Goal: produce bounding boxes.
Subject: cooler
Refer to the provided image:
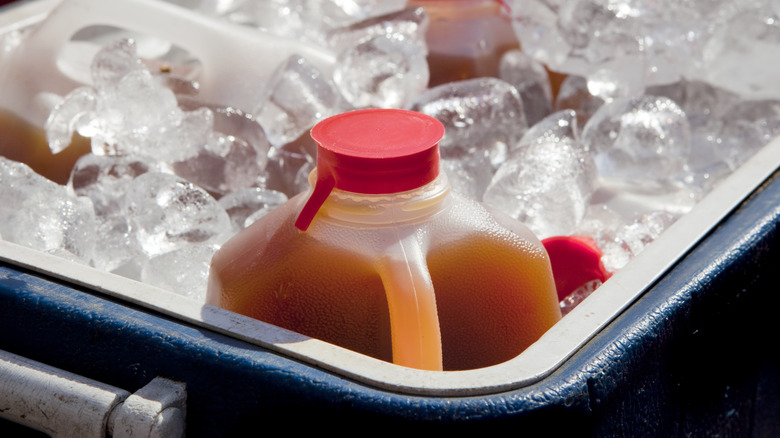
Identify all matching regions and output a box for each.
[2,0,780,436]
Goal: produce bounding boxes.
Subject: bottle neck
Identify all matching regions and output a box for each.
[308,170,451,227]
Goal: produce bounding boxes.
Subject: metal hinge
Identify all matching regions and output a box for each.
[0,349,186,438]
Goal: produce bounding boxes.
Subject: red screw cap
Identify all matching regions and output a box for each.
[542,235,613,301]
[295,109,445,231]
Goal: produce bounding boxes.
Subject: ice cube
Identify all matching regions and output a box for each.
[95,68,187,159]
[326,6,429,53]
[123,172,231,257]
[483,110,598,238]
[218,187,288,230]
[440,155,494,201]
[172,99,271,195]
[717,100,780,170]
[695,6,780,100]
[264,131,318,197]
[45,87,99,154]
[207,104,272,167]
[555,75,607,127]
[646,78,738,128]
[140,243,220,302]
[499,50,553,126]
[255,55,350,148]
[333,33,429,108]
[223,0,407,44]
[0,157,97,263]
[560,279,602,316]
[91,38,145,92]
[509,0,709,86]
[408,77,527,169]
[69,154,165,217]
[585,57,646,102]
[647,79,740,192]
[49,38,231,165]
[595,210,678,272]
[172,135,266,197]
[582,95,691,192]
[89,215,143,273]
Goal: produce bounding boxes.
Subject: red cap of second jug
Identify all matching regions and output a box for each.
[295,109,445,231]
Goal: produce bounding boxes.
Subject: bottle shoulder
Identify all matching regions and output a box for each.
[213,185,549,267]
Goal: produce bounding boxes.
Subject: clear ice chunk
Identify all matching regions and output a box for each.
[47,37,269,196]
[695,6,780,100]
[585,56,646,102]
[171,134,266,197]
[123,172,232,257]
[0,157,96,263]
[509,0,710,86]
[483,110,598,238]
[69,154,162,217]
[555,75,607,127]
[45,87,99,154]
[582,95,691,192]
[140,243,220,302]
[590,209,678,272]
[408,77,528,169]
[508,0,780,99]
[255,55,350,148]
[264,133,318,197]
[440,155,494,201]
[333,33,429,109]
[94,68,188,159]
[218,187,289,230]
[222,0,407,44]
[560,278,602,316]
[647,79,740,192]
[90,215,143,273]
[717,100,780,170]
[91,38,145,91]
[326,6,429,53]
[175,100,271,196]
[499,49,553,126]
[646,79,738,129]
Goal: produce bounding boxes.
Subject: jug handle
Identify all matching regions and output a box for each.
[378,230,443,371]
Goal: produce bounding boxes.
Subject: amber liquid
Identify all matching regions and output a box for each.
[413,0,520,88]
[411,0,567,99]
[209,210,561,371]
[0,109,90,184]
[209,215,395,361]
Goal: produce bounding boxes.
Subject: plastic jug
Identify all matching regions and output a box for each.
[408,0,567,97]
[207,109,561,371]
[408,0,520,87]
